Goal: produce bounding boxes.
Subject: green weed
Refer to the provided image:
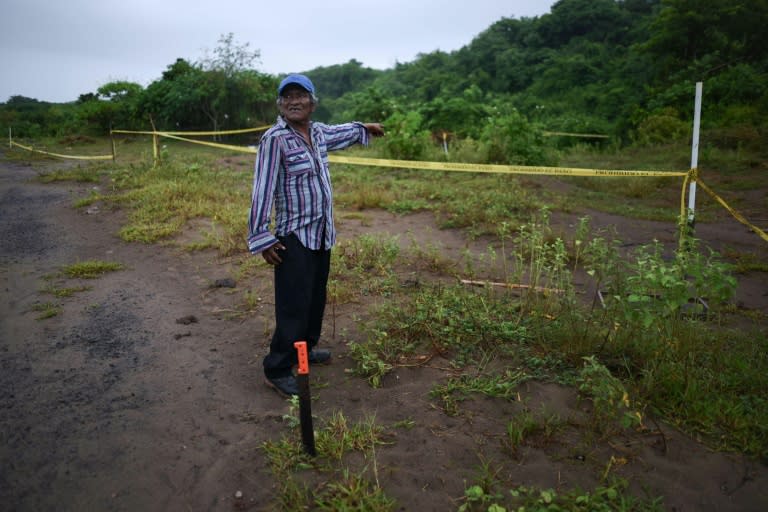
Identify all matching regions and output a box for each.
[61,260,125,279]
[331,234,400,299]
[262,410,395,510]
[577,356,644,435]
[458,478,663,512]
[504,408,564,455]
[36,166,103,183]
[41,284,91,298]
[430,369,528,416]
[314,469,396,511]
[107,158,250,252]
[31,301,61,320]
[346,331,399,388]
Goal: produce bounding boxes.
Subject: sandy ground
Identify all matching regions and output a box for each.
[1,153,767,511]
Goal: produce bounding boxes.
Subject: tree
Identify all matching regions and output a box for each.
[190,34,274,133]
[77,93,97,104]
[139,62,208,129]
[162,58,197,81]
[642,0,768,79]
[198,32,261,78]
[81,81,145,132]
[97,81,143,102]
[455,16,540,93]
[329,85,394,124]
[418,85,489,138]
[537,0,631,47]
[481,107,551,165]
[305,59,381,100]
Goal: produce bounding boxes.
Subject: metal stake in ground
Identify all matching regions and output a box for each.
[294,341,316,456]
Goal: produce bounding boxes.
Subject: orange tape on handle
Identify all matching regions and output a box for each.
[294,341,309,375]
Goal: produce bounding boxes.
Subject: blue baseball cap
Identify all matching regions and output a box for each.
[277,74,315,96]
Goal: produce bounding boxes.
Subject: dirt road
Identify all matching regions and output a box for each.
[0,156,282,510]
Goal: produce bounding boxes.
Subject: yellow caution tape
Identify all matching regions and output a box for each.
[328,155,686,178]
[111,130,164,136]
[695,176,768,243]
[679,169,692,237]
[111,125,270,136]
[543,131,610,139]
[10,140,113,160]
[157,133,257,153]
[17,126,765,245]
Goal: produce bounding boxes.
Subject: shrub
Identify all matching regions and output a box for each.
[381,111,431,160]
[633,108,690,146]
[480,109,554,165]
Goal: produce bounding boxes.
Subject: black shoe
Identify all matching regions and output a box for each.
[264,375,299,396]
[308,349,331,365]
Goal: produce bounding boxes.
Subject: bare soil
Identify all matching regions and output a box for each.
[1,153,766,511]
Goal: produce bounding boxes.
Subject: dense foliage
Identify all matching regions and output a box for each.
[3,0,767,164]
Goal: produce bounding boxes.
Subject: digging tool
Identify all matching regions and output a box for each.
[294,341,316,456]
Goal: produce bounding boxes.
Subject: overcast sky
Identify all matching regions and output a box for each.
[1,0,556,103]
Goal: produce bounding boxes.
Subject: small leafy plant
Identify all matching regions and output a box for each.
[577,356,643,434]
[61,260,125,279]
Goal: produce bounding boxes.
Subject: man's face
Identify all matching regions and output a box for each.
[279,84,315,125]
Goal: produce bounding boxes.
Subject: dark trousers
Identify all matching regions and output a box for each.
[263,234,330,379]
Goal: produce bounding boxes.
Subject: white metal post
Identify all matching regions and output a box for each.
[687,82,703,227]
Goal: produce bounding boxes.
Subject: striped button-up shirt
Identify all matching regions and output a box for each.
[247,116,370,253]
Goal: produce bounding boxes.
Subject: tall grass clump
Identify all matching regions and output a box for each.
[532,223,766,455]
[348,283,532,387]
[329,233,400,302]
[107,157,250,253]
[261,408,396,511]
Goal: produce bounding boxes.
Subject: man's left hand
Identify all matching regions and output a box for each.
[364,123,385,137]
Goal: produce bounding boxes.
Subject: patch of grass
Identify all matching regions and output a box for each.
[315,411,390,461]
[374,284,529,364]
[430,369,528,416]
[330,233,400,303]
[504,408,565,456]
[565,187,681,221]
[561,142,691,176]
[61,260,125,279]
[314,469,395,511]
[334,168,398,209]
[334,165,545,236]
[261,410,395,510]
[347,337,395,388]
[639,327,768,455]
[577,356,644,435]
[350,273,569,387]
[405,237,458,276]
[529,229,765,455]
[334,233,400,277]
[458,478,664,512]
[391,418,416,430]
[557,144,700,221]
[338,210,373,226]
[106,158,251,252]
[36,166,103,183]
[31,301,61,319]
[41,284,92,298]
[722,248,768,273]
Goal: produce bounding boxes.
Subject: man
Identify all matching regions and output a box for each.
[248,73,384,396]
